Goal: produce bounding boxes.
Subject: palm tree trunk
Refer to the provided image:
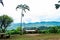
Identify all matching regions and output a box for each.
[21,9,23,35]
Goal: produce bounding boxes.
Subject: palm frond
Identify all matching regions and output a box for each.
[24,4,30,11]
[16,4,30,12]
[1,2,4,6]
[16,4,23,10]
[0,0,4,6]
[16,5,20,10]
[58,1,60,3]
[55,4,60,9]
[23,9,26,13]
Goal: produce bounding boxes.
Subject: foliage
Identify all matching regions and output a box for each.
[0,0,4,6]
[6,29,19,35]
[37,26,48,30]
[16,4,30,12]
[6,26,60,35]
[38,30,49,34]
[0,15,13,33]
[6,27,22,35]
[49,26,58,33]
[16,27,22,35]
[57,29,60,33]
[37,26,60,34]
[16,26,22,31]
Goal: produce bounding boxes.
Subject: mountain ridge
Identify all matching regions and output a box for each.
[7,21,60,30]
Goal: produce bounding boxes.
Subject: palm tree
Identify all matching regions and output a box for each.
[0,0,4,6]
[16,4,30,34]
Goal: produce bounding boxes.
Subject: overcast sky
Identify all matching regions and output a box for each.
[0,0,60,23]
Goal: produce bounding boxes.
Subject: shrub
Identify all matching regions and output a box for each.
[38,30,49,34]
[6,29,23,35]
[57,29,60,33]
[49,27,58,33]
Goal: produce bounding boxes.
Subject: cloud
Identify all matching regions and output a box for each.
[0,0,60,23]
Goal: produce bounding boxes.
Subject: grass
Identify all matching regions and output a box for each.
[1,34,60,40]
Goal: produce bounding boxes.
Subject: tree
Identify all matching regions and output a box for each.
[0,0,4,6]
[16,4,30,34]
[0,15,13,33]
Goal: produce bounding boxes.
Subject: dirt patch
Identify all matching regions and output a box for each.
[25,34,40,36]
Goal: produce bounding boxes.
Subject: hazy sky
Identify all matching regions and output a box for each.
[0,0,60,23]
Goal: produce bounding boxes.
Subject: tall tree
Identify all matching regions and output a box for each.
[0,15,13,33]
[16,4,30,34]
[0,0,4,6]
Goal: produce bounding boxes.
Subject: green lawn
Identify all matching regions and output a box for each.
[1,34,60,40]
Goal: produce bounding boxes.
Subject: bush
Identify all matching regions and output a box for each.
[16,27,22,31]
[49,27,58,33]
[57,29,60,33]
[38,30,49,34]
[6,26,23,35]
[6,29,22,35]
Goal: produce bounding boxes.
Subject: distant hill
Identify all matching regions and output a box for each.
[7,21,60,30]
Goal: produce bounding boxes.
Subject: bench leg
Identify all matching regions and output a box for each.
[1,34,4,38]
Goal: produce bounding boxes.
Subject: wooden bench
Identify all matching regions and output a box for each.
[0,33,6,38]
[25,30,37,33]
[25,30,36,32]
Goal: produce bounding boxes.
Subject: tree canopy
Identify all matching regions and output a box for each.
[0,15,13,33]
[16,4,30,13]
